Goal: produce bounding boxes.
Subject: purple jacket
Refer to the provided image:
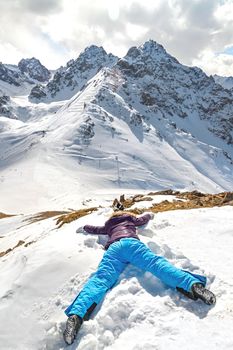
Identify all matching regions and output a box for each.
[84,213,152,249]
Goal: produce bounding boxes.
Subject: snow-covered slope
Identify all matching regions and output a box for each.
[0,67,232,214]
[47,66,233,189]
[0,199,233,350]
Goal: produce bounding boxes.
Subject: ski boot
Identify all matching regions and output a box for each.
[177,283,216,305]
[191,283,216,305]
[63,314,83,345]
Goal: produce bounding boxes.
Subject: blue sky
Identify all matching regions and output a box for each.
[223,46,233,55]
[0,0,233,76]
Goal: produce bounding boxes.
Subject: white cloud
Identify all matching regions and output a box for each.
[106,2,120,21]
[126,23,148,42]
[0,0,232,75]
[0,43,24,65]
[193,50,233,76]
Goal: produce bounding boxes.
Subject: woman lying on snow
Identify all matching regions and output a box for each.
[63,210,216,345]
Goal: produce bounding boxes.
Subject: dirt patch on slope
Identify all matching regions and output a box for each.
[0,239,36,258]
[0,212,15,219]
[24,211,69,225]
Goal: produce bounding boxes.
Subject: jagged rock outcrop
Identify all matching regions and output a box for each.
[74,116,95,146]
[0,92,17,119]
[0,94,11,117]
[30,84,47,99]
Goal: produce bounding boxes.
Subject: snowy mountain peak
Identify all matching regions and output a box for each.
[82,45,111,59]
[29,45,118,102]
[117,40,181,80]
[140,39,169,56]
[124,39,178,65]
[18,57,51,82]
[71,44,118,73]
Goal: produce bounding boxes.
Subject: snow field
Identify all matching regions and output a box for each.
[0,204,233,349]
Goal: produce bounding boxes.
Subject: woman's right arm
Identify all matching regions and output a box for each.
[83,224,107,235]
[133,213,154,226]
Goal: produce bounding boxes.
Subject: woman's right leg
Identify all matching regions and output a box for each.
[65,241,127,318]
[120,238,206,292]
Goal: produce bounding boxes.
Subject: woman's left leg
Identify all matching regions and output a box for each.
[120,238,206,292]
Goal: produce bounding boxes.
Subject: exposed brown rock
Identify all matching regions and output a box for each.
[114,193,154,210]
[56,207,98,228]
[112,190,233,215]
[148,189,179,196]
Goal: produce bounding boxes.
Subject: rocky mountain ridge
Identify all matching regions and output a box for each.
[113,40,233,145]
[29,45,118,102]
[1,41,232,148]
[26,39,233,145]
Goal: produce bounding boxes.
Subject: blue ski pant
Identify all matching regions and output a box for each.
[65,238,206,318]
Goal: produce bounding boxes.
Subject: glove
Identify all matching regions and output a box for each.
[144,212,154,220]
[150,213,155,220]
[76,226,85,233]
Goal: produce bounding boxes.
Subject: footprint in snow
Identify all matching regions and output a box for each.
[153,219,172,230]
